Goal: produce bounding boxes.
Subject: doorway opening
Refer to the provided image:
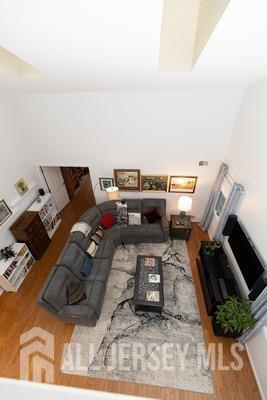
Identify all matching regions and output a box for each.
[39,166,96,214]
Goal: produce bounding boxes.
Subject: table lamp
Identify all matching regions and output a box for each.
[177,196,192,225]
[106,186,120,200]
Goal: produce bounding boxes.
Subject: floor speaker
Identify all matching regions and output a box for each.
[223,214,238,236]
[249,271,267,301]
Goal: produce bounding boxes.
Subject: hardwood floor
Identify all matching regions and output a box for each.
[0,183,260,400]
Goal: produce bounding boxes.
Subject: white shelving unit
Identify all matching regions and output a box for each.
[0,243,35,292]
[28,193,61,239]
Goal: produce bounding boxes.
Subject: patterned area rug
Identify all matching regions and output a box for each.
[61,240,214,394]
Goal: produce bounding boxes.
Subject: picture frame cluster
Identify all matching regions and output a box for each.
[99,170,197,193]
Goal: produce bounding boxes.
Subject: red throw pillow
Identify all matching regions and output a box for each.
[144,208,161,223]
[100,212,116,229]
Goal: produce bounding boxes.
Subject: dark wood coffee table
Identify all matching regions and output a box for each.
[133,255,164,313]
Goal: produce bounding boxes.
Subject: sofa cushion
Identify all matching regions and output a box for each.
[97,199,142,216]
[42,266,78,311]
[97,201,117,217]
[126,199,142,213]
[79,280,106,318]
[121,225,142,244]
[103,225,122,246]
[87,259,111,284]
[142,198,166,217]
[95,239,115,260]
[58,242,90,280]
[77,206,102,232]
[100,212,116,229]
[141,223,164,243]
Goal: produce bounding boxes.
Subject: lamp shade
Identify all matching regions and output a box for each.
[106,186,120,200]
[177,196,192,212]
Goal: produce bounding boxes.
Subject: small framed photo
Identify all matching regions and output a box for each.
[144,257,156,267]
[0,199,12,226]
[148,274,160,283]
[146,290,160,302]
[99,177,114,191]
[141,175,168,192]
[15,178,29,196]
[114,169,140,191]
[168,176,197,193]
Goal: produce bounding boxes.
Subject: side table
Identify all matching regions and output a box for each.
[170,215,192,241]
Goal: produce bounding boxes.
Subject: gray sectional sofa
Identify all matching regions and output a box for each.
[37,199,169,326]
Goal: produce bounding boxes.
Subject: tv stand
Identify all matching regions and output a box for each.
[197,241,240,315]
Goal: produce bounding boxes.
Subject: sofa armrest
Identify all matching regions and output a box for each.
[160,216,169,240]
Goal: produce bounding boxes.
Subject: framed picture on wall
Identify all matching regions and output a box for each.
[99,177,114,191]
[114,169,140,191]
[0,199,12,226]
[168,176,197,193]
[141,175,168,192]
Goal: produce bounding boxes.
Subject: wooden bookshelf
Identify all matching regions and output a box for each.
[61,167,89,199]
[0,243,35,292]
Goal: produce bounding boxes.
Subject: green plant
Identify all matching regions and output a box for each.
[215,296,256,335]
[203,241,221,256]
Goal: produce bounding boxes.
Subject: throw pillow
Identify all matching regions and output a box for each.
[67,282,86,305]
[116,200,128,226]
[91,233,101,245]
[128,212,141,225]
[79,256,93,277]
[95,226,104,238]
[100,212,116,229]
[144,208,161,223]
[87,240,99,257]
[70,222,91,237]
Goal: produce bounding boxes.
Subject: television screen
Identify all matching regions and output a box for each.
[228,219,264,290]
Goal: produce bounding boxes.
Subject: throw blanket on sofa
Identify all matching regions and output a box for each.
[70,222,91,237]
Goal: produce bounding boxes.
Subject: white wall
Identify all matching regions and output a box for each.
[11,89,242,220]
[224,77,267,400]
[0,95,42,247]
[0,378,144,400]
[225,77,267,264]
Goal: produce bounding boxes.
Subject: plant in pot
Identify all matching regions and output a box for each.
[203,241,222,256]
[213,296,256,338]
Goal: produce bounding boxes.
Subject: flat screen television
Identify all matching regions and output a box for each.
[228,218,264,290]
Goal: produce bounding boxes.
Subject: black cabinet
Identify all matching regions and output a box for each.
[197,241,240,315]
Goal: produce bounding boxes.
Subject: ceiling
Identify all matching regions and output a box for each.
[0,0,267,92]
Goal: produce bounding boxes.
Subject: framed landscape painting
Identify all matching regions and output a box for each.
[99,177,114,191]
[141,175,168,192]
[168,176,197,193]
[114,169,140,191]
[0,199,12,226]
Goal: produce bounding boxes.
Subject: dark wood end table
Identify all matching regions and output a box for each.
[170,214,192,241]
[133,255,164,313]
